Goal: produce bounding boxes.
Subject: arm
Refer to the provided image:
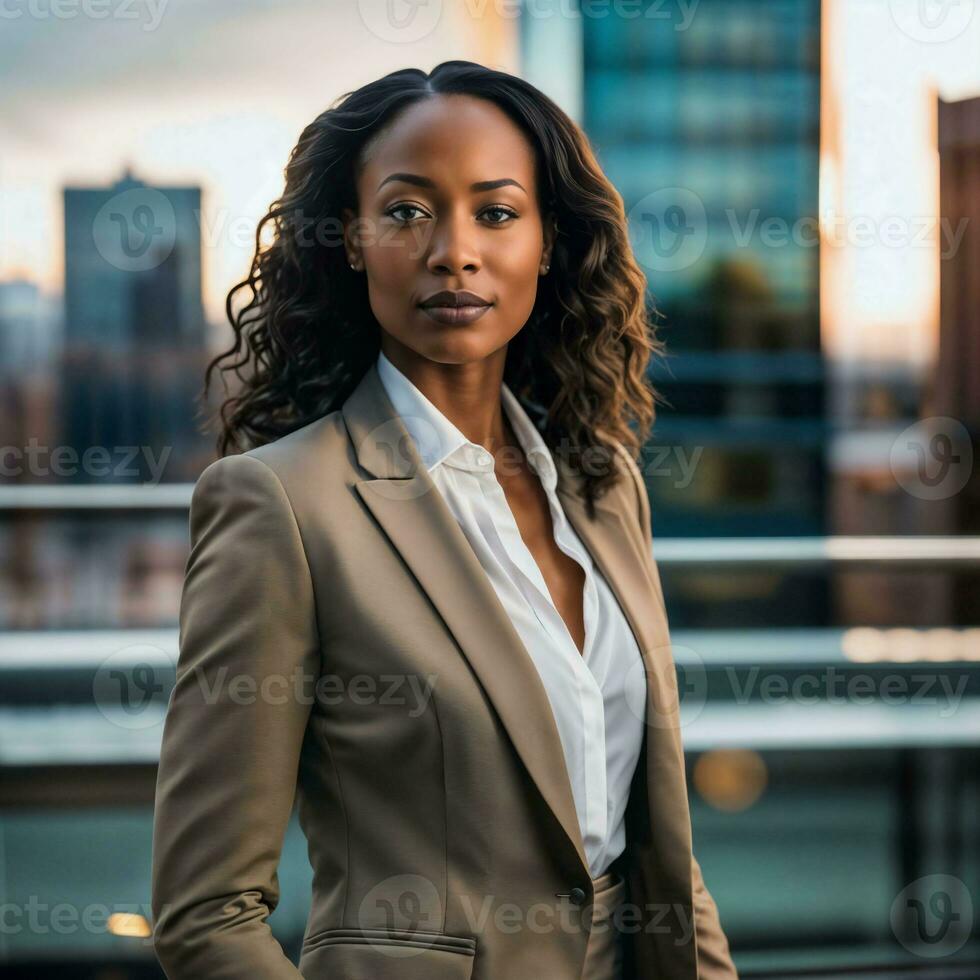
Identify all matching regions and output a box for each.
[150,453,319,979]
[690,855,739,979]
[615,441,739,979]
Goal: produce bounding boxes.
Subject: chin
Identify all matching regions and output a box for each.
[414,330,506,365]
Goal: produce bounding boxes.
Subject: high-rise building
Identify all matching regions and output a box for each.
[523,0,826,626]
[64,167,204,351]
[61,168,208,482]
[583,0,823,533]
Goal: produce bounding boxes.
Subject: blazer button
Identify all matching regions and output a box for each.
[568,886,587,906]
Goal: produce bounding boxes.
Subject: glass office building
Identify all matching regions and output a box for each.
[565,0,829,631]
[580,0,825,543]
[63,169,211,484]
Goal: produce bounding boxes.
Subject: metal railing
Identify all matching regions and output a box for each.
[1,486,977,763]
[2,483,979,567]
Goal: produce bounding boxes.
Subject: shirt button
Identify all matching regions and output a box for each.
[568,886,587,906]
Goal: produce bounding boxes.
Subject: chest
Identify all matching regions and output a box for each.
[508,471,589,656]
[463,458,591,657]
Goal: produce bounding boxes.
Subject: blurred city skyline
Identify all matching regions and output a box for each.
[0,0,975,613]
[0,0,977,367]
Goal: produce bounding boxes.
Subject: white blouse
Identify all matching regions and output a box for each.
[376,350,647,878]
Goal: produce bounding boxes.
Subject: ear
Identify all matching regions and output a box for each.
[541,211,558,271]
[341,206,361,269]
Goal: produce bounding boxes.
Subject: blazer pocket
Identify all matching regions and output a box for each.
[299,927,476,980]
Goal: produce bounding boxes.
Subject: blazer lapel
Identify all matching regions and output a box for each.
[342,363,589,875]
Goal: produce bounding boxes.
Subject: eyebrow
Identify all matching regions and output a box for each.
[377,172,527,194]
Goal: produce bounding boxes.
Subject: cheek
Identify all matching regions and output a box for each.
[502,239,541,276]
[364,246,417,317]
[366,241,416,289]
[491,238,543,307]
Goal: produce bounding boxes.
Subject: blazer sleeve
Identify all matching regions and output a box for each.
[150,453,319,980]
[616,442,739,980]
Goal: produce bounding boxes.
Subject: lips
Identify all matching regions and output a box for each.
[418,290,492,310]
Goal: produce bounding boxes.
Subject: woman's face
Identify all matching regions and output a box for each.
[343,94,555,365]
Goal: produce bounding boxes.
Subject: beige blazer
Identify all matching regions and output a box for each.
[150,361,738,980]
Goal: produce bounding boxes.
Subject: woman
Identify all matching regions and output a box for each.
[150,61,737,980]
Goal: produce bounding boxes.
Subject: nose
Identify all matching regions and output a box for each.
[424,207,481,276]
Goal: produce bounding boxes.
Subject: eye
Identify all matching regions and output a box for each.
[481,206,518,225]
[385,203,428,223]
[384,203,518,225]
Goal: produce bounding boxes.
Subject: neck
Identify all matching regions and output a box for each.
[380,341,513,453]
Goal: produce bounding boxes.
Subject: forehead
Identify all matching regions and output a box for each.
[358,94,539,193]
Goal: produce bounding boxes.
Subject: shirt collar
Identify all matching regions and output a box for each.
[375,349,558,493]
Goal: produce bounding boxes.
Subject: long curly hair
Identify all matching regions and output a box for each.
[203,60,664,511]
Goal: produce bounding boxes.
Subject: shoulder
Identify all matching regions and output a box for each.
[192,409,352,512]
[244,409,349,475]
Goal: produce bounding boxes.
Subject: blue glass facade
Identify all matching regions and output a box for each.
[582,0,826,547]
[62,171,211,483]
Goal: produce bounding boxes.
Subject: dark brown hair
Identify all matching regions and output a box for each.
[203,60,663,511]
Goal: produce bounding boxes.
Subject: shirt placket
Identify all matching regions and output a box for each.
[466,461,609,875]
[542,489,608,872]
